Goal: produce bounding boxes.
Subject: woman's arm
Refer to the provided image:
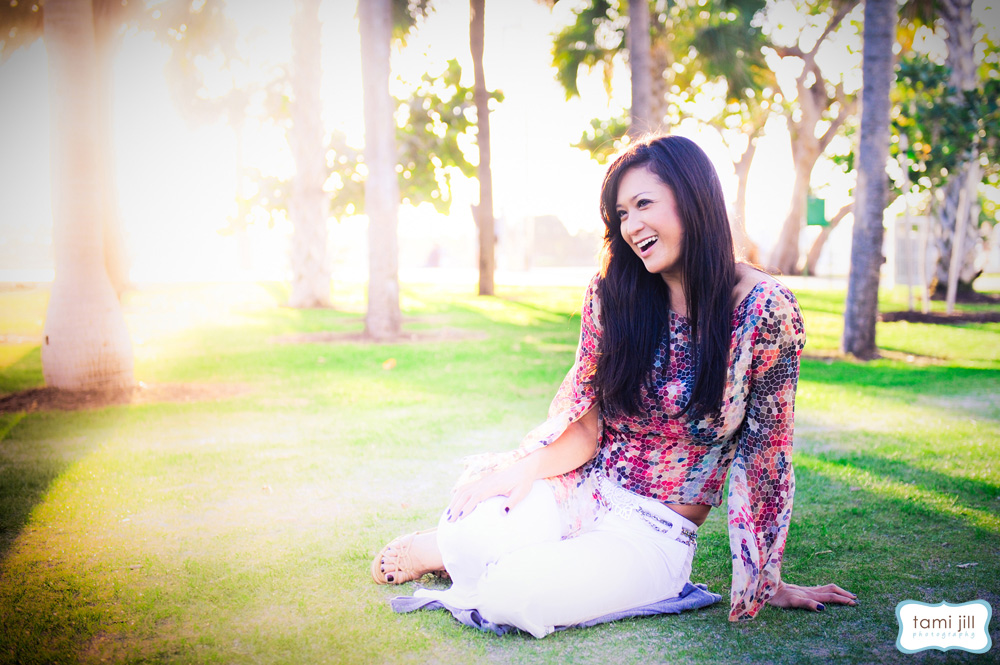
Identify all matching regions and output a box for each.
[727,283,803,620]
[446,406,599,521]
[728,283,856,619]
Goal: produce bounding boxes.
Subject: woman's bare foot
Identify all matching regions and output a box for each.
[372,529,446,584]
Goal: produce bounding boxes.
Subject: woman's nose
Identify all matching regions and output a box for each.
[624,214,643,236]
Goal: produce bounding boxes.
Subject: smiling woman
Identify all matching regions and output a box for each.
[373,135,857,637]
[615,167,685,281]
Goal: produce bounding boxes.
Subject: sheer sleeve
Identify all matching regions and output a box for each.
[727,285,805,621]
[455,274,602,485]
[518,272,602,451]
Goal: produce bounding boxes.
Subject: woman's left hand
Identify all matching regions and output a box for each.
[767,581,857,612]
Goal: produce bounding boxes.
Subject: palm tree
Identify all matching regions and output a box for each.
[627,0,654,137]
[551,0,772,260]
[470,0,496,296]
[2,0,231,389]
[359,0,402,339]
[288,0,331,308]
[842,0,897,358]
[41,0,133,391]
[2,0,231,297]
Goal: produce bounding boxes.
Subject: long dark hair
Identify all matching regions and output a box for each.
[595,135,737,419]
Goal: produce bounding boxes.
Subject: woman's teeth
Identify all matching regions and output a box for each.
[638,236,658,251]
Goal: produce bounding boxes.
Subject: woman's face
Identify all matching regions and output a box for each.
[615,165,684,281]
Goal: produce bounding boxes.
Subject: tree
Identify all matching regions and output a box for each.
[932,0,982,297]
[674,0,776,263]
[359,0,403,339]
[394,60,485,212]
[763,0,860,275]
[470,0,495,295]
[842,0,896,358]
[40,0,133,391]
[553,0,774,261]
[890,53,1000,306]
[2,0,231,389]
[627,0,654,137]
[2,0,231,297]
[238,59,484,284]
[288,0,330,308]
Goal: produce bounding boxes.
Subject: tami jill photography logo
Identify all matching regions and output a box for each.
[895,600,993,654]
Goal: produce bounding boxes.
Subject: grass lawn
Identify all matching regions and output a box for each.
[1,278,998,664]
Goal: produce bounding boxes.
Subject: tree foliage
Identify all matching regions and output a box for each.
[551,0,771,161]
[891,53,1000,207]
[238,59,494,222]
[396,58,499,213]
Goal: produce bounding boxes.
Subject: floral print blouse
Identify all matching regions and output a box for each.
[458,272,805,622]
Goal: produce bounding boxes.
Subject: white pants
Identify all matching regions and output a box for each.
[414,479,697,638]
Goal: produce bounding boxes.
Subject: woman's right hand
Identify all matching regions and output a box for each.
[446,407,600,522]
[446,457,537,522]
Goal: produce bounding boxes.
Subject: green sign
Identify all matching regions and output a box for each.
[807,196,828,226]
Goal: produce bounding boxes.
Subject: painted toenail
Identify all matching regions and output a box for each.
[387,574,394,582]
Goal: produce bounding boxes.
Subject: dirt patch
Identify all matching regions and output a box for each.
[0,382,251,414]
[270,327,487,345]
[879,310,1000,324]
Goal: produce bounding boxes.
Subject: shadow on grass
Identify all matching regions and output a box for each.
[0,345,44,394]
[495,294,582,322]
[801,358,1000,397]
[0,410,103,565]
[813,454,1000,511]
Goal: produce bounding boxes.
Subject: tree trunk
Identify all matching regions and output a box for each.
[93,15,130,299]
[842,0,895,359]
[933,0,980,293]
[732,135,760,265]
[648,25,671,130]
[768,149,815,274]
[804,203,852,276]
[289,0,331,308]
[42,0,134,391]
[767,2,857,275]
[359,0,401,339]
[470,0,495,296]
[628,0,653,138]
[945,161,981,312]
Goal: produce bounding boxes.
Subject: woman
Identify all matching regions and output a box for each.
[371,135,856,638]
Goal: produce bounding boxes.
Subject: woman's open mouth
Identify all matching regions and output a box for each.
[637,236,658,255]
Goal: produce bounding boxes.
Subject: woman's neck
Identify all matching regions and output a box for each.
[661,273,686,318]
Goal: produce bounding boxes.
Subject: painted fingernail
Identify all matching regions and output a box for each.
[817,604,825,612]
[458,511,463,517]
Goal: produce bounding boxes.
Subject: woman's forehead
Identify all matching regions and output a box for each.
[616,166,667,204]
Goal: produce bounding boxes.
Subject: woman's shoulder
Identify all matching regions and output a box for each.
[732,267,806,355]
[732,265,799,316]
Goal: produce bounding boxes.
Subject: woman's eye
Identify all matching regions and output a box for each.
[637,199,651,208]
[617,210,627,221]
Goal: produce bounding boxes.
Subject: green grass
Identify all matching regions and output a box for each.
[1,279,998,664]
